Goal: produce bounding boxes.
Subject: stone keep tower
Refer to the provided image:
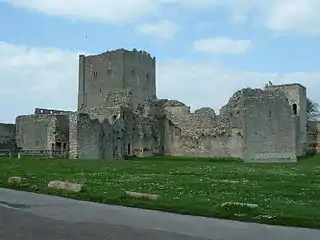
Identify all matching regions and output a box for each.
[78,49,156,112]
[265,83,307,156]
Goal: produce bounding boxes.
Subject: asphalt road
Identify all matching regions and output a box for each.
[0,188,319,240]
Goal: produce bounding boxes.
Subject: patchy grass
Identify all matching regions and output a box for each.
[0,156,319,229]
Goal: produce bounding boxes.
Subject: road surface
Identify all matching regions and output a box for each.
[0,188,319,239]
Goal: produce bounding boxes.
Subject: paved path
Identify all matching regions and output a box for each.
[0,188,319,240]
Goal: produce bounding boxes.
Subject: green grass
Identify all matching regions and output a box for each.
[0,156,319,229]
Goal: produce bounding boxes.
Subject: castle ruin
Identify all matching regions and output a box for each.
[0,48,319,162]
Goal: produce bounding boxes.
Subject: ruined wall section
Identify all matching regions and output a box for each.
[53,115,70,152]
[81,90,133,121]
[34,108,74,115]
[159,98,244,158]
[117,99,164,157]
[0,123,16,150]
[69,113,104,159]
[69,108,130,160]
[219,89,246,130]
[137,99,168,156]
[16,115,54,150]
[307,121,320,154]
[242,89,296,162]
[16,114,69,152]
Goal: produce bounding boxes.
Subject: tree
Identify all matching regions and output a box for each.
[307,98,319,121]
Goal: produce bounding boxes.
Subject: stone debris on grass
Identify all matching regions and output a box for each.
[255,214,275,220]
[7,176,25,184]
[125,191,160,200]
[47,180,84,193]
[221,202,258,208]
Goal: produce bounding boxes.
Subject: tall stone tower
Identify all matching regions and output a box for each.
[78,48,156,113]
[265,83,307,156]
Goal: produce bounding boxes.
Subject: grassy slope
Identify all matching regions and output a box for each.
[0,156,319,228]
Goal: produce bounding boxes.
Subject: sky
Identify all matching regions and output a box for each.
[0,0,320,123]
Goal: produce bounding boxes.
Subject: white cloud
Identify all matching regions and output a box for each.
[135,20,180,41]
[265,0,320,36]
[1,42,320,123]
[215,0,320,36]
[4,0,212,23]
[5,0,320,36]
[168,0,320,36]
[5,0,161,22]
[192,37,253,54]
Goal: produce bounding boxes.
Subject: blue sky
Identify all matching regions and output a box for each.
[0,0,320,123]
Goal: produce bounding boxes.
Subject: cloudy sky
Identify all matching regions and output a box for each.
[0,0,320,123]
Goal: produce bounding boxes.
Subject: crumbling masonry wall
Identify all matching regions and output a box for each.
[0,123,16,150]
[15,114,69,152]
[16,115,53,150]
[159,87,297,162]
[160,99,244,158]
[69,113,104,159]
[307,121,320,154]
[70,99,167,160]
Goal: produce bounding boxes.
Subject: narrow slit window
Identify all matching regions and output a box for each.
[293,103,297,115]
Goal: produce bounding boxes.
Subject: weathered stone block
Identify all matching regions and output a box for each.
[8,176,25,184]
[125,191,160,200]
[47,180,84,192]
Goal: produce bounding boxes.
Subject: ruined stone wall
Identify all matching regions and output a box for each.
[69,113,104,159]
[242,89,296,162]
[16,115,53,150]
[69,108,136,160]
[131,100,167,157]
[34,108,74,115]
[158,87,298,161]
[307,121,320,154]
[53,115,69,150]
[15,114,69,151]
[159,99,244,158]
[0,123,16,150]
[81,90,134,121]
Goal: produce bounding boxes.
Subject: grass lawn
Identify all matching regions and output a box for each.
[0,156,319,229]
